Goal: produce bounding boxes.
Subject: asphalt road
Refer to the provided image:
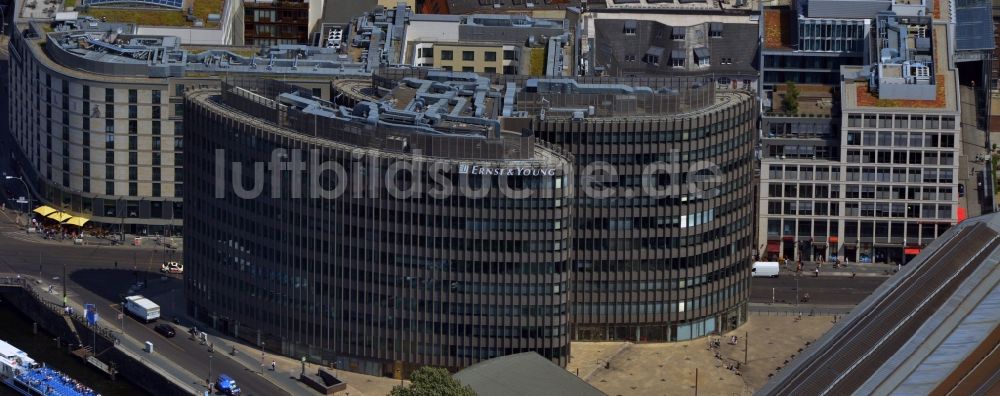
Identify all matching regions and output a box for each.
[0,219,288,396]
[750,275,888,306]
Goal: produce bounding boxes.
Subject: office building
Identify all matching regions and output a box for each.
[184,73,574,376]
[403,13,572,76]
[758,10,962,264]
[6,18,376,234]
[184,65,756,374]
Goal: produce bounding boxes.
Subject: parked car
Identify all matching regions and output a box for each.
[160,261,183,274]
[154,323,176,338]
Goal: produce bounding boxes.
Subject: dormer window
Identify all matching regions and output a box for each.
[671,27,685,40]
[624,20,637,36]
[644,46,665,66]
[694,47,710,67]
[670,49,685,67]
[709,22,723,38]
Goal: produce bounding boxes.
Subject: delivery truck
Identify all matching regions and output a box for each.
[752,262,780,278]
[124,295,161,323]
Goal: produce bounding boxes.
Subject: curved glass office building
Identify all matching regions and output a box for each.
[184,75,574,376]
[529,80,757,341]
[184,68,756,376]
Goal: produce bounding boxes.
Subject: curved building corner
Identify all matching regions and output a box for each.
[183,75,575,377]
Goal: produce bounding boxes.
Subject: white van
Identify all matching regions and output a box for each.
[752,262,780,278]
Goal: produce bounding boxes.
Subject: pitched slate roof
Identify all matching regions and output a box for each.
[593,19,757,76]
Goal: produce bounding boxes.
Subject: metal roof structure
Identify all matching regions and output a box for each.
[955,0,995,51]
[453,352,606,396]
[759,212,1000,396]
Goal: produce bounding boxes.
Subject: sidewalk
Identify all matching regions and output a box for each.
[0,209,181,251]
[777,261,898,278]
[181,331,405,396]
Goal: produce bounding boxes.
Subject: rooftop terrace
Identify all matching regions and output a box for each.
[841,23,956,111]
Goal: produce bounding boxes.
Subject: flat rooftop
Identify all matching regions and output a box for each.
[24,0,225,27]
[602,0,758,11]
[841,23,956,111]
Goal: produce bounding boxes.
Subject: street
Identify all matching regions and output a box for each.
[750,275,888,306]
[0,217,290,396]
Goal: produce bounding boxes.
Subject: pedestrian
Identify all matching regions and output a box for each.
[814,267,820,277]
[271,361,276,371]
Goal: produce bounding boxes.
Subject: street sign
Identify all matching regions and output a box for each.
[84,303,98,326]
[15,197,27,204]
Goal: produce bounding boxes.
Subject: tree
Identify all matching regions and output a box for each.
[389,367,477,396]
[782,81,800,114]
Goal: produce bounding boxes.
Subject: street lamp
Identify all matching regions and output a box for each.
[208,354,214,391]
[4,175,32,227]
[260,341,266,375]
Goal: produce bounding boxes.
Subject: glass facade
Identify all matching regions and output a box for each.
[184,81,574,377]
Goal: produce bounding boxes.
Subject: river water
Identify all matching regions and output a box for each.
[0,297,149,396]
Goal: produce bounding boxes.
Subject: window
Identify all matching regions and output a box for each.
[484,67,497,74]
[485,52,497,62]
[174,104,183,117]
[462,51,475,61]
[462,67,474,72]
[624,23,636,35]
[105,88,114,103]
[151,90,161,104]
[175,84,184,96]
[128,89,137,103]
[440,50,454,60]
[152,106,161,119]
[503,50,517,60]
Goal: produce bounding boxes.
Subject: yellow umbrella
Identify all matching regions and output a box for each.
[46,211,72,222]
[33,206,57,216]
[64,217,90,227]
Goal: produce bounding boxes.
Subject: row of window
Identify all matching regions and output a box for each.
[846,131,957,147]
[764,219,950,240]
[438,49,508,62]
[574,265,741,293]
[846,113,956,130]
[574,215,750,250]
[845,150,956,165]
[766,200,840,216]
[45,76,163,104]
[573,283,744,316]
[767,183,953,201]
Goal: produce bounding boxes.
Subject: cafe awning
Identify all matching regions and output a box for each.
[766,241,780,253]
[46,211,72,222]
[904,248,922,255]
[63,216,90,227]
[33,205,57,216]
